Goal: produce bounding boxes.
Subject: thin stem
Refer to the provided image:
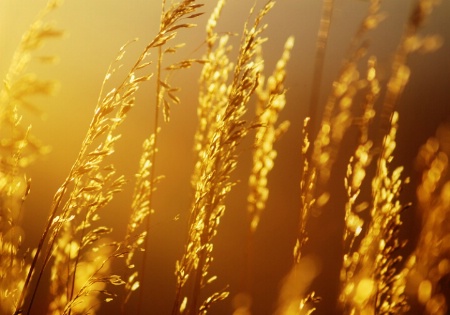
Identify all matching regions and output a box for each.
[26,174,89,315]
[14,182,69,315]
[171,284,183,315]
[308,0,334,138]
[189,207,213,315]
[189,247,206,315]
[67,208,90,315]
[137,18,164,315]
[188,150,223,314]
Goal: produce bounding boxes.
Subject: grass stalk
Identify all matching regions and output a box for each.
[308,0,334,137]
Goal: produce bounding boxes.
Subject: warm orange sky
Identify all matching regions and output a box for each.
[1,1,450,314]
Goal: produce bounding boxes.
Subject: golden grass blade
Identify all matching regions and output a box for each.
[342,56,379,254]
[121,131,160,311]
[339,112,410,314]
[233,35,293,314]
[296,1,385,269]
[311,0,383,187]
[173,2,278,314]
[295,117,315,264]
[248,36,294,234]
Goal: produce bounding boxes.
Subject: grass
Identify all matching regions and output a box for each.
[0,0,449,314]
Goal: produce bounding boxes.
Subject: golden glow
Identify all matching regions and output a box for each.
[1,0,448,314]
[418,280,432,304]
[354,278,374,305]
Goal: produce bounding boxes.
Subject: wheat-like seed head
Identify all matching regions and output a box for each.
[247,36,293,233]
[341,56,380,253]
[119,1,206,312]
[339,112,409,314]
[174,2,278,314]
[14,31,155,313]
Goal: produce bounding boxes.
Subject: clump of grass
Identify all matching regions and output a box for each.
[172,2,287,314]
[248,36,293,234]
[121,1,205,313]
[0,1,62,313]
[339,111,410,314]
[0,0,448,314]
[284,0,446,314]
[21,36,148,314]
[295,0,385,267]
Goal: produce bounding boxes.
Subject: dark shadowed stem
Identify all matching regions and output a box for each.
[136,2,167,312]
[308,0,334,138]
[14,182,69,315]
[67,241,75,315]
[171,283,183,315]
[137,41,163,315]
[26,193,72,315]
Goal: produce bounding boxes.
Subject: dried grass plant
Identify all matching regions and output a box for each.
[0,0,449,314]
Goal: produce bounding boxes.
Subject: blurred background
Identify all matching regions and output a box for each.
[1,0,449,314]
